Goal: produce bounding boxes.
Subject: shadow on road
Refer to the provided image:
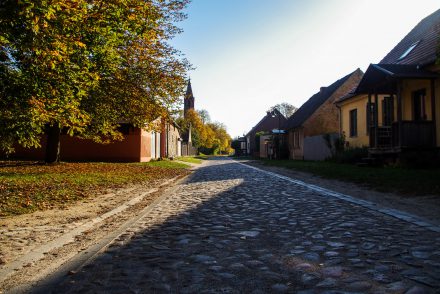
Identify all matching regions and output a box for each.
[32,159,440,293]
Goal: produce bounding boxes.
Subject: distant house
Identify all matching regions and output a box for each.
[337,9,440,159]
[285,69,363,160]
[9,117,181,162]
[259,130,287,159]
[232,136,247,156]
[245,109,287,157]
[162,119,182,159]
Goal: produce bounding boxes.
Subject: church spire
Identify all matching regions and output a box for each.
[184,78,195,117]
[185,78,193,98]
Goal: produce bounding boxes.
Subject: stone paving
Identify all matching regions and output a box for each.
[49,158,440,293]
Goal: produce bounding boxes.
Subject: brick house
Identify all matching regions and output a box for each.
[10,117,181,162]
[285,69,363,160]
[245,109,287,157]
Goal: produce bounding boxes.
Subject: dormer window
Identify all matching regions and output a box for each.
[398,40,420,61]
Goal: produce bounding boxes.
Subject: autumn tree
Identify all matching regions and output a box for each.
[269,102,298,118]
[206,122,232,154]
[0,0,190,163]
[197,109,211,124]
[177,109,232,154]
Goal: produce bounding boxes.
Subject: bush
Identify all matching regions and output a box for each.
[398,149,440,168]
[329,147,368,164]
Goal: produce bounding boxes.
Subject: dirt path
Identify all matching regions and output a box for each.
[241,160,440,226]
[0,174,189,292]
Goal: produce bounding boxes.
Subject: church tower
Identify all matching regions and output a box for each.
[184,79,195,118]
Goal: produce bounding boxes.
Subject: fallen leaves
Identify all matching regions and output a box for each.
[0,161,189,217]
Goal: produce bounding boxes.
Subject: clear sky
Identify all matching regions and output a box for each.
[171,0,440,138]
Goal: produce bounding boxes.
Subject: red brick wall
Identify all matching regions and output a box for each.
[303,70,363,137]
[10,128,146,162]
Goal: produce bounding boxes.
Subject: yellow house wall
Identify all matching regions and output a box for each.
[340,95,369,148]
[401,79,432,121]
[436,79,440,147]
[400,79,439,147]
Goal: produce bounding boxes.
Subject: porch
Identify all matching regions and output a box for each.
[355,64,438,155]
[369,121,436,154]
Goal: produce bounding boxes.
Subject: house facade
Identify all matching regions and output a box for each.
[245,109,287,157]
[337,9,440,158]
[10,117,181,162]
[285,69,363,160]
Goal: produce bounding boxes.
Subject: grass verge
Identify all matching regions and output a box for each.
[258,159,440,196]
[0,161,190,217]
[176,156,204,164]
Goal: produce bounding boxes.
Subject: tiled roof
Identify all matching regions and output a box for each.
[380,9,440,65]
[285,70,359,129]
[245,108,286,136]
[353,64,438,94]
[336,86,358,103]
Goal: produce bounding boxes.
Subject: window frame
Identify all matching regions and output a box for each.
[349,109,358,138]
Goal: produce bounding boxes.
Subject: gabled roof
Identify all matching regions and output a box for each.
[285,69,360,130]
[337,86,358,103]
[380,9,440,65]
[245,108,286,137]
[353,64,439,95]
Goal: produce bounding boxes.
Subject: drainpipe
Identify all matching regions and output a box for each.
[335,102,342,137]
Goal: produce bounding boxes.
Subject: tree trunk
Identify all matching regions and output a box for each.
[45,124,61,163]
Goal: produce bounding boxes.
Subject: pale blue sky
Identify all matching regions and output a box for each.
[172,0,440,138]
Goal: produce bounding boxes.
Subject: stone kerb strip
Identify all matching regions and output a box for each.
[236,161,440,233]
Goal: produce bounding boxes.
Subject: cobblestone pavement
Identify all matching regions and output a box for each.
[46,158,440,293]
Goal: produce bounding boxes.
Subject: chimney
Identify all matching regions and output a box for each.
[320,87,327,93]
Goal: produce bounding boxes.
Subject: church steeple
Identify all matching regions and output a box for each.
[185,79,193,98]
[184,79,195,117]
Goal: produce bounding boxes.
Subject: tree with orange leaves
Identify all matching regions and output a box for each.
[0,0,190,162]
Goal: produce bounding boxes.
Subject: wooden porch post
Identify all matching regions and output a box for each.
[431,79,437,146]
[367,93,372,135]
[396,80,403,147]
[374,92,379,148]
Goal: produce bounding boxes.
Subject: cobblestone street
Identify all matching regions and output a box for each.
[43,158,440,293]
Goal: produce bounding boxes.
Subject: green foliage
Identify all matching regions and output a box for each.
[268,102,298,118]
[329,147,368,164]
[0,0,191,158]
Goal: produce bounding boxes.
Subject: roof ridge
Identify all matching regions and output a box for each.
[285,69,361,130]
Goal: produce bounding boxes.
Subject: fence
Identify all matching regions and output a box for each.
[181,142,197,156]
[303,133,339,161]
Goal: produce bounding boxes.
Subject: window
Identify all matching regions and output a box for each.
[349,109,358,137]
[398,41,419,61]
[413,89,427,121]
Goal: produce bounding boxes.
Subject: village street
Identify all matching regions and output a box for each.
[33,158,440,293]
